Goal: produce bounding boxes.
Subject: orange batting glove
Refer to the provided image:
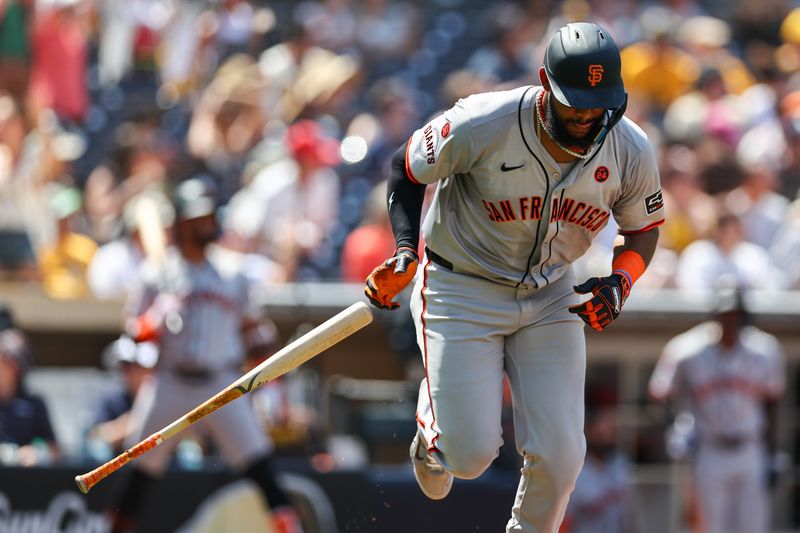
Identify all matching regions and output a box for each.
[364,247,418,310]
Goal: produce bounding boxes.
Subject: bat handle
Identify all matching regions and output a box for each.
[74,433,163,494]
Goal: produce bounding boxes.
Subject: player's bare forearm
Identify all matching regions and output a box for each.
[613,227,659,266]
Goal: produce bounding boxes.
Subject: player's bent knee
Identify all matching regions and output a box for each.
[527,441,585,492]
[448,456,495,480]
[439,440,500,479]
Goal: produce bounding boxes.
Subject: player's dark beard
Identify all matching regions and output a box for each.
[544,93,603,152]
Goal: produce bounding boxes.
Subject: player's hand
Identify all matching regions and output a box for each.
[127,293,183,341]
[364,247,418,310]
[568,273,631,331]
[149,293,182,322]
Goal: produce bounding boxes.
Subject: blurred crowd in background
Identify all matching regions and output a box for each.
[0,0,799,299]
[0,0,798,478]
[0,2,798,529]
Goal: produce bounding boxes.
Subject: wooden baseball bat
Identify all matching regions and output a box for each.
[134,193,167,267]
[75,301,373,494]
[134,192,185,333]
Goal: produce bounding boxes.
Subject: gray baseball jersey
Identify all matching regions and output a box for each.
[405,85,664,286]
[131,247,262,373]
[649,322,785,441]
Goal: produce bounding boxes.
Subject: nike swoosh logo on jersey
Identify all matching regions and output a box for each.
[501,162,525,172]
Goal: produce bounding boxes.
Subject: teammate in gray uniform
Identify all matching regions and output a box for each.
[649,286,785,533]
[109,177,303,533]
[364,23,665,532]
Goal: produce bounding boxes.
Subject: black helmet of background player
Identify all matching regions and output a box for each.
[542,22,628,142]
[714,283,748,316]
[173,176,219,247]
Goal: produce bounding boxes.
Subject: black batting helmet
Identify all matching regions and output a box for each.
[544,22,626,110]
[173,176,218,221]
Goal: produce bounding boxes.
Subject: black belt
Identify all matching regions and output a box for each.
[170,365,214,383]
[704,435,755,451]
[425,246,453,270]
[168,364,241,383]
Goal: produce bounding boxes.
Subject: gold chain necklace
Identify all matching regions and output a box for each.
[535,91,591,160]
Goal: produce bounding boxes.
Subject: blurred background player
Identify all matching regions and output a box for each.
[109,176,303,533]
[649,284,786,533]
[0,326,60,466]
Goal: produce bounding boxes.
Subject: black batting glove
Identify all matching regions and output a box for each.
[568,273,631,331]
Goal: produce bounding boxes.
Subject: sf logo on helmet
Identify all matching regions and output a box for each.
[588,64,604,86]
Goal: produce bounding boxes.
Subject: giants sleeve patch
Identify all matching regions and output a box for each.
[419,123,440,164]
[644,190,664,215]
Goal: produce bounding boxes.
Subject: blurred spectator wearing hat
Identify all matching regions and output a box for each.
[226,120,341,280]
[37,183,97,299]
[85,335,157,460]
[0,327,60,466]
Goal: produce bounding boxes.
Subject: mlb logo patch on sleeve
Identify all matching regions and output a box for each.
[644,190,663,215]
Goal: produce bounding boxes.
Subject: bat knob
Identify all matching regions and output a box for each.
[75,475,90,494]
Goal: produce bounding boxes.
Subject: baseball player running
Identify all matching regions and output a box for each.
[109,177,303,533]
[649,285,785,533]
[364,22,664,532]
